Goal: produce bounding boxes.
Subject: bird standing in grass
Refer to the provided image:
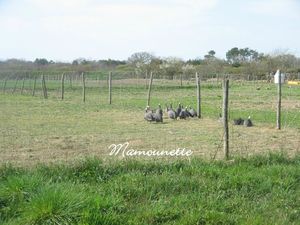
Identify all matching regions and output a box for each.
[233,118,244,125]
[184,107,190,118]
[218,113,222,123]
[176,103,182,118]
[144,106,154,122]
[188,106,197,117]
[166,103,176,120]
[154,104,163,123]
[178,107,188,119]
[243,116,253,127]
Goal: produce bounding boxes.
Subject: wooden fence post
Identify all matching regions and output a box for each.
[12,77,19,94]
[277,71,282,130]
[147,72,153,106]
[44,74,48,99]
[3,78,7,93]
[69,74,72,88]
[21,78,25,94]
[61,73,65,100]
[180,74,183,87]
[145,71,148,89]
[222,77,229,160]
[82,72,86,102]
[32,76,37,96]
[41,74,48,99]
[108,72,112,104]
[135,71,138,89]
[99,75,102,85]
[196,72,201,118]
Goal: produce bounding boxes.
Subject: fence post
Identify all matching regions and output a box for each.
[222,77,229,160]
[277,71,282,130]
[32,76,37,96]
[135,71,138,89]
[21,78,25,94]
[3,78,7,93]
[41,74,48,99]
[145,71,148,89]
[61,73,65,100]
[147,72,153,106]
[196,72,201,118]
[97,76,101,97]
[82,72,86,102]
[108,72,112,104]
[44,74,48,99]
[69,74,72,88]
[180,74,183,87]
[12,77,19,94]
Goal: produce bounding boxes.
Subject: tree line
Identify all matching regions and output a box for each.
[1,47,300,80]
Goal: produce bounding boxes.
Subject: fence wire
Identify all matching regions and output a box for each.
[0,71,299,164]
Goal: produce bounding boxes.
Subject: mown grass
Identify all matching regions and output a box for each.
[1,78,299,224]
[1,79,300,164]
[0,153,299,224]
[2,78,299,126]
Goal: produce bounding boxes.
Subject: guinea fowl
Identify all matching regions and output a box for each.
[184,107,190,118]
[188,106,197,117]
[233,117,244,125]
[218,113,222,123]
[144,106,154,122]
[165,104,169,113]
[154,104,163,122]
[243,116,253,127]
[178,107,188,119]
[166,103,176,119]
[176,103,182,118]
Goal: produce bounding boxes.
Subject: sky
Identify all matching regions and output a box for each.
[0,0,300,62]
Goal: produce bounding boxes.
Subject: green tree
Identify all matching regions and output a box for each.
[226,47,241,66]
[204,50,216,60]
[160,57,184,79]
[226,47,260,67]
[34,58,49,66]
[72,60,79,66]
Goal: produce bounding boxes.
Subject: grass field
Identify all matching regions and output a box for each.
[0,154,299,224]
[0,78,300,224]
[0,78,300,165]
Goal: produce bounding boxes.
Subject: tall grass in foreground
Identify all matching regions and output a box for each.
[0,153,299,224]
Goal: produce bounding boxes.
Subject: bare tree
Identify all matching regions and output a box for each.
[127,52,160,77]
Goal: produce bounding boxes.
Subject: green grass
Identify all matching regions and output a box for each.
[0,153,299,224]
[1,78,299,125]
[0,79,299,223]
[0,79,300,165]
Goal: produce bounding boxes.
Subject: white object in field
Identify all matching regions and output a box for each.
[274,69,285,84]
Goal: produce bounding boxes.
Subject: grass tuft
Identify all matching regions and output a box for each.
[22,183,88,225]
[0,154,299,224]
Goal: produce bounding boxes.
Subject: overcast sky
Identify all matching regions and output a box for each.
[0,0,300,62]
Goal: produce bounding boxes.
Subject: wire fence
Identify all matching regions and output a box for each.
[1,71,299,123]
[0,71,299,163]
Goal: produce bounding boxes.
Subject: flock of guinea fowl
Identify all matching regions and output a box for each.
[144,103,253,127]
[144,103,196,123]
